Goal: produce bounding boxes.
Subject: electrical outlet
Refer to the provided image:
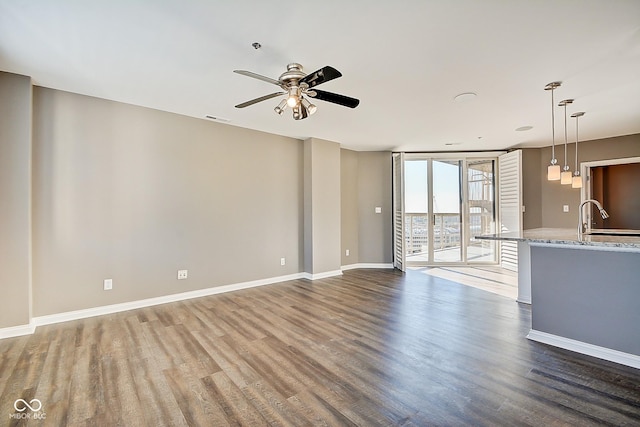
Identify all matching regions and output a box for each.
[346,249,350,256]
[563,205,569,213]
[103,278,113,291]
[177,269,188,280]
[375,207,382,214]
[280,257,286,266]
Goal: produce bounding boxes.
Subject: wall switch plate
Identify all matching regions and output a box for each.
[563,205,569,213]
[177,269,188,280]
[103,279,113,290]
[375,207,382,214]
[280,258,286,266]
[346,249,350,256]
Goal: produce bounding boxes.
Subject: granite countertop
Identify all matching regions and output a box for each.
[476,227,640,250]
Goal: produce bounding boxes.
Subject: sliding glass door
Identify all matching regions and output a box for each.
[396,154,497,267]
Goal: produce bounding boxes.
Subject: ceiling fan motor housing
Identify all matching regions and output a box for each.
[279,63,306,85]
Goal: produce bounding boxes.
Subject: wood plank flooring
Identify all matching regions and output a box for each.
[1,269,639,426]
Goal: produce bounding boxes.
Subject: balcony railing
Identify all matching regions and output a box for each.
[405,212,494,255]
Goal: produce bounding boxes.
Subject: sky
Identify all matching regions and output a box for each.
[404,160,461,213]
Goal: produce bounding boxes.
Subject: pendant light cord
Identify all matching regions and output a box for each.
[551,88,556,160]
[563,102,568,168]
[575,115,579,169]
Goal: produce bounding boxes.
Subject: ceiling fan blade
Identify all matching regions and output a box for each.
[300,66,342,88]
[233,70,282,87]
[308,89,360,108]
[235,92,285,108]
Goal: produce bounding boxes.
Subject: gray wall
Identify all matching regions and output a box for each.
[32,87,304,316]
[340,149,393,266]
[521,148,542,230]
[537,134,640,228]
[531,245,640,355]
[303,138,341,275]
[0,72,32,328]
[1,76,396,327]
[357,152,393,264]
[341,149,359,265]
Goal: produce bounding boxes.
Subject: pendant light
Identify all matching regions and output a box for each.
[558,98,574,185]
[545,82,562,180]
[571,111,585,188]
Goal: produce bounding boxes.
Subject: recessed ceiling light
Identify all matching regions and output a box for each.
[205,115,231,123]
[453,92,477,103]
[516,125,533,131]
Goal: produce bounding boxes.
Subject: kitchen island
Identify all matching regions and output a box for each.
[476,228,640,369]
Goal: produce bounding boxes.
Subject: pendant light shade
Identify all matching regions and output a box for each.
[559,99,574,185]
[571,111,585,189]
[548,164,561,180]
[545,82,562,180]
[572,175,582,188]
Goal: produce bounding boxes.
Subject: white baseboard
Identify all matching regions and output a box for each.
[0,266,386,339]
[527,329,640,369]
[301,270,343,280]
[0,323,36,339]
[341,263,394,271]
[32,272,306,328]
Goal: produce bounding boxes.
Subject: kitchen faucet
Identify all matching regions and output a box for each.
[578,199,609,235]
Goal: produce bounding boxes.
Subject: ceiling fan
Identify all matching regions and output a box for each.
[233,63,360,120]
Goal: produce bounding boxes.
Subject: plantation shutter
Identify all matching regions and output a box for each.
[392,153,406,271]
[498,150,522,272]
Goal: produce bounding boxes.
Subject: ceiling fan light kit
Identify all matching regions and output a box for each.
[274,99,287,115]
[234,63,359,120]
[301,97,317,115]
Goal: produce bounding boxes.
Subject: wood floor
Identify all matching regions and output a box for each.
[1,269,639,426]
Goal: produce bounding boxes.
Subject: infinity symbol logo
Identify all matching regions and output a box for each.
[14,399,42,412]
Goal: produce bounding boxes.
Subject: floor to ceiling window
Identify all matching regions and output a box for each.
[393,153,499,268]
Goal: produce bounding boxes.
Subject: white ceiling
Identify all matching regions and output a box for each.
[1,0,639,152]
